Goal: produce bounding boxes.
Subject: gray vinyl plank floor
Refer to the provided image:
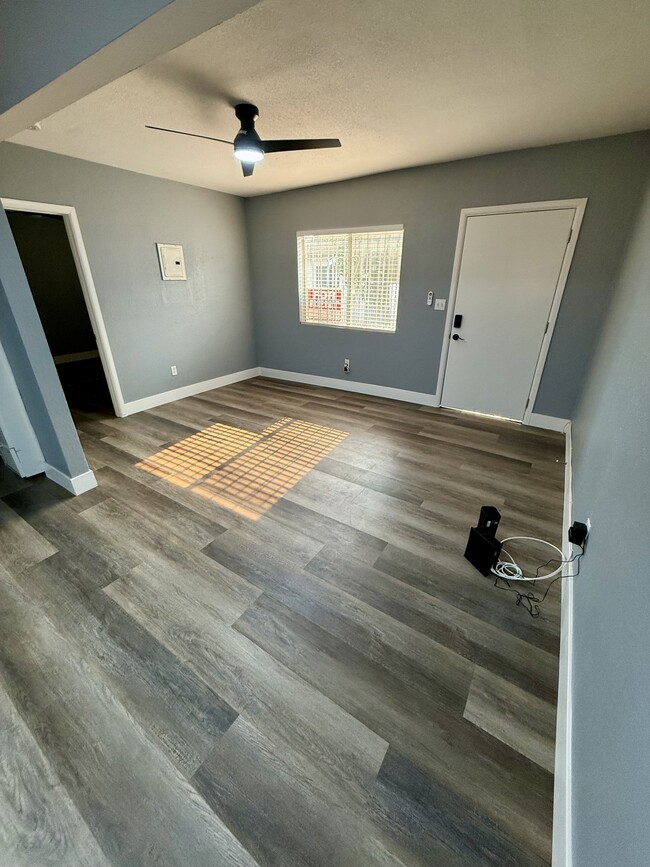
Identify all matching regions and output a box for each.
[0,377,564,865]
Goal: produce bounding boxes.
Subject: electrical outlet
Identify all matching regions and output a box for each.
[343,358,350,374]
[170,365,178,376]
[434,298,447,311]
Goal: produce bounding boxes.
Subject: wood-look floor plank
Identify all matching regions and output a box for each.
[107,548,262,630]
[0,572,257,867]
[247,378,359,405]
[193,717,407,867]
[301,400,426,436]
[374,543,559,655]
[3,484,140,580]
[332,438,505,515]
[455,459,564,499]
[372,748,548,867]
[424,499,563,548]
[287,471,515,584]
[104,561,390,803]
[101,410,201,444]
[21,552,240,777]
[98,429,169,460]
[234,593,553,863]
[92,465,226,549]
[79,495,224,568]
[203,530,474,708]
[0,498,57,576]
[464,667,556,773]
[268,496,388,564]
[0,463,33,498]
[317,456,428,505]
[315,440,508,511]
[143,401,216,431]
[306,545,559,702]
[0,679,110,867]
[365,424,535,475]
[65,484,108,514]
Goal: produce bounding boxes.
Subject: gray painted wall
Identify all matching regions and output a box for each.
[570,177,650,866]
[245,132,650,418]
[0,143,255,405]
[0,206,88,476]
[0,0,173,113]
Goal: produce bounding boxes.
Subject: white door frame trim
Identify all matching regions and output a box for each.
[435,198,588,424]
[1,197,126,417]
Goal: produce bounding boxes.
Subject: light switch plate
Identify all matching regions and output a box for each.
[434,298,446,310]
[157,243,187,281]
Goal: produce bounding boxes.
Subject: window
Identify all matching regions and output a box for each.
[297,226,404,332]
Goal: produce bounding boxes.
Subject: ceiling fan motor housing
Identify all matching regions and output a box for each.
[233,104,263,151]
[234,103,259,131]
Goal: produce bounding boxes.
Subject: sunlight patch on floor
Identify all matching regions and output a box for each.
[136,417,348,519]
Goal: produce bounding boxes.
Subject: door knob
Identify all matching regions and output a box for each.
[452,333,465,341]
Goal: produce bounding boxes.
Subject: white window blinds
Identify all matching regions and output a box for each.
[297,227,404,332]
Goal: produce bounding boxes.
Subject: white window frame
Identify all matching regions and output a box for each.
[296,225,404,333]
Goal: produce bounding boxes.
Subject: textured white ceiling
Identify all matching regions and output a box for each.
[10,0,650,196]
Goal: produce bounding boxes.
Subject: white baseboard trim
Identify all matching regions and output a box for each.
[120,367,262,416]
[553,420,574,866]
[260,368,438,406]
[44,464,97,496]
[528,412,571,432]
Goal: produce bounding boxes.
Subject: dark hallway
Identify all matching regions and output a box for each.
[7,210,113,415]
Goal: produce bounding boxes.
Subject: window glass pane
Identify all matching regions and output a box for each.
[297,228,403,331]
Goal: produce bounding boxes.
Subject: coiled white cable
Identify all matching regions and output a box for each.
[491,536,565,582]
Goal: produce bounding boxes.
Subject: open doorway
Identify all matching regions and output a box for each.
[8,210,111,414]
[2,199,125,418]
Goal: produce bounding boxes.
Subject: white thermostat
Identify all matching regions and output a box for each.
[157,243,187,281]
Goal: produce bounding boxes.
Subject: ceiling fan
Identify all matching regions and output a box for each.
[146,103,341,177]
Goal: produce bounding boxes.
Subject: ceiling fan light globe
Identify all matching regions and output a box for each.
[233,146,264,163]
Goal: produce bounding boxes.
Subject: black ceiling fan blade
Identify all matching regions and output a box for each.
[241,162,255,177]
[260,138,341,154]
[145,125,232,145]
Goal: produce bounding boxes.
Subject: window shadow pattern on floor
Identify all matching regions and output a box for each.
[136,417,348,520]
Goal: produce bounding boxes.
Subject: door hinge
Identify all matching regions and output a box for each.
[525,398,530,409]
[544,321,550,335]
[566,227,573,246]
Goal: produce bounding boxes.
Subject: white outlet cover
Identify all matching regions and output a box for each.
[434,298,446,310]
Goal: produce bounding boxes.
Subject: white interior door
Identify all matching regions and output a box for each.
[441,207,576,420]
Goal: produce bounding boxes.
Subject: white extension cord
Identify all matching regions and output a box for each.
[491,536,565,582]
